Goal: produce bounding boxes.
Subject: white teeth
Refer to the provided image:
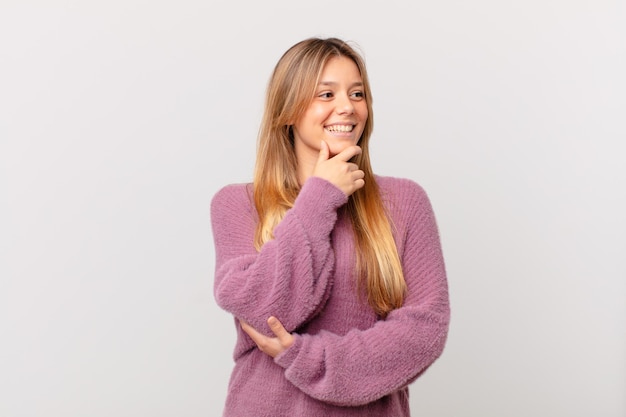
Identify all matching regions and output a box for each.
[326,125,353,132]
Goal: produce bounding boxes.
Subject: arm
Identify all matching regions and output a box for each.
[210,177,347,335]
[270,181,450,406]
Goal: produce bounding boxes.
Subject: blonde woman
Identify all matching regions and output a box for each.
[210,37,450,416]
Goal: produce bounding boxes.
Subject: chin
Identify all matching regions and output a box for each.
[327,140,357,156]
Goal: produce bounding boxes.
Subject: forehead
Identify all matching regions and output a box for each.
[318,56,362,82]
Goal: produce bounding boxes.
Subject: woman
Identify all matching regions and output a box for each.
[210,37,450,416]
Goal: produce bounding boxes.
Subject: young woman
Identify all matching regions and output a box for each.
[210,37,450,416]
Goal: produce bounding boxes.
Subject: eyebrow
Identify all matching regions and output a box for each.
[318,81,364,88]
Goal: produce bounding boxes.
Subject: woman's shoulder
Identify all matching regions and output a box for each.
[375,175,435,221]
[210,182,254,213]
[375,175,428,201]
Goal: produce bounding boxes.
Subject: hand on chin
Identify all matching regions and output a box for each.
[325,140,357,157]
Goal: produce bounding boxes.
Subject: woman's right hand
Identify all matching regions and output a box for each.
[240,316,294,358]
[312,141,365,196]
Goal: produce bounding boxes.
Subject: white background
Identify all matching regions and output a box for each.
[1,1,624,416]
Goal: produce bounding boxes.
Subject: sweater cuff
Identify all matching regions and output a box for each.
[290,177,348,232]
[297,176,348,209]
[274,334,303,370]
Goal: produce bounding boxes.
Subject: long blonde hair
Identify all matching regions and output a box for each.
[253,37,406,317]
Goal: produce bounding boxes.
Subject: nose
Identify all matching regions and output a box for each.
[335,93,354,115]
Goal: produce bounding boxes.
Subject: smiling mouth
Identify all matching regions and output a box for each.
[325,124,354,133]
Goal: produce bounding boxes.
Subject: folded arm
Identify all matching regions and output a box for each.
[211,177,348,335]
[244,180,451,406]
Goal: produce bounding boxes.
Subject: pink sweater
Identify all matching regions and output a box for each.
[211,176,450,416]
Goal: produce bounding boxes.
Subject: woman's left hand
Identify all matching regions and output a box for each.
[240,316,295,358]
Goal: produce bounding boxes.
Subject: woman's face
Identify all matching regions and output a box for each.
[292,56,369,162]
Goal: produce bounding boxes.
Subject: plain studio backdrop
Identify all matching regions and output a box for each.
[1,1,624,416]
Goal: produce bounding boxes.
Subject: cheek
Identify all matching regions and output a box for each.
[358,103,369,120]
[309,104,332,122]
[357,106,369,130]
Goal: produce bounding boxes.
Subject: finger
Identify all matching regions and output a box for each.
[240,320,264,343]
[351,168,365,179]
[347,162,359,172]
[317,140,330,163]
[333,145,362,162]
[267,316,290,341]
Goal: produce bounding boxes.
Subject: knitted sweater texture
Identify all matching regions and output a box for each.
[210,176,450,417]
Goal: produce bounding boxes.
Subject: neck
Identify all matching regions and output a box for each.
[294,143,319,186]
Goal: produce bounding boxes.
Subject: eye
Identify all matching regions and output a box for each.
[350,91,365,99]
[318,91,333,99]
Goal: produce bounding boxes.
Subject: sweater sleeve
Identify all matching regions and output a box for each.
[273,180,450,406]
[211,177,348,335]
